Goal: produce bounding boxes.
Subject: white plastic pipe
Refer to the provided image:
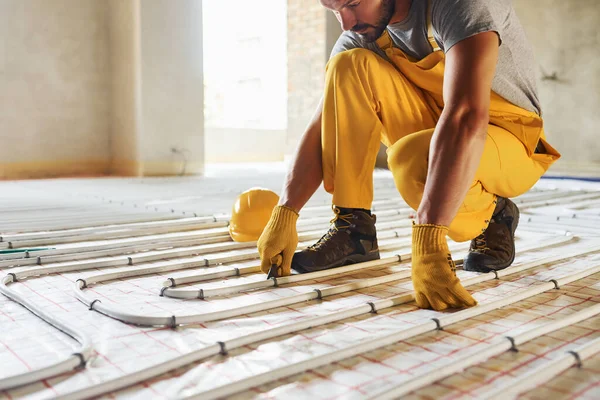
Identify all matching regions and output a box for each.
[521,221,600,236]
[0,186,566,241]
[512,189,584,204]
[0,225,402,278]
[0,230,232,266]
[0,209,412,266]
[185,262,600,400]
[1,191,569,267]
[0,274,93,391]
[73,249,416,326]
[5,220,228,248]
[0,210,192,232]
[0,185,580,396]
[0,215,223,242]
[162,234,573,299]
[160,234,572,288]
[94,236,413,287]
[163,253,411,298]
[483,336,600,400]
[521,213,600,227]
[0,234,232,268]
[56,242,596,400]
[520,192,600,211]
[76,237,589,327]
[7,231,573,390]
[369,302,600,399]
[5,206,407,249]
[0,188,566,256]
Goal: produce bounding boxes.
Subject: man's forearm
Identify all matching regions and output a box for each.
[279,100,324,213]
[417,108,488,226]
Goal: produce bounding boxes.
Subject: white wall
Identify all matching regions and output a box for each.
[513,0,600,164]
[0,0,205,179]
[0,0,111,178]
[139,0,204,176]
[108,0,142,176]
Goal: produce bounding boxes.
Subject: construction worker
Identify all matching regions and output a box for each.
[257,0,560,311]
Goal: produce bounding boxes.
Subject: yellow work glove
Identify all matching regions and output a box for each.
[411,224,478,311]
[257,205,299,277]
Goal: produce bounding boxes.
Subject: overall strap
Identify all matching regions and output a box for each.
[376,0,440,53]
[375,28,394,51]
[427,0,441,52]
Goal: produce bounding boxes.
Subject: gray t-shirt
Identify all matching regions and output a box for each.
[330,0,541,115]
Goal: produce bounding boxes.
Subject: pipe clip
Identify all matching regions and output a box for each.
[217,341,228,356]
[160,287,168,297]
[76,279,88,289]
[72,352,87,369]
[7,273,17,283]
[170,316,177,329]
[550,279,560,290]
[313,289,323,300]
[367,302,378,314]
[567,350,583,368]
[89,299,101,310]
[431,318,443,330]
[167,278,176,288]
[198,289,205,300]
[506,336,519,352]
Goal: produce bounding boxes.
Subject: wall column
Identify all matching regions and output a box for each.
[108,0,204,176]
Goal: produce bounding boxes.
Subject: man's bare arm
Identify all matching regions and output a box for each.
[417,31,500,226]
[279,98,324,213]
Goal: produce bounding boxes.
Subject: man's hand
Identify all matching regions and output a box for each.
[257,205,299,277]
[412,224,477,310]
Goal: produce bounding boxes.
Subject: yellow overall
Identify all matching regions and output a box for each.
[321,2,560,242]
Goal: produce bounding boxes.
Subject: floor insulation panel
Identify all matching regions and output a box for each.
[1,165,599,400]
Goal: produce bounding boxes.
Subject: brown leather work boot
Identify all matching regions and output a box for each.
[291,206,380,274]
[463,197,520,273]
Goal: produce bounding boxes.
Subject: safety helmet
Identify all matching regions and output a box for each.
[229,187,279,242]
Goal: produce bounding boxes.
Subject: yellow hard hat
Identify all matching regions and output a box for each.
[229,187,280,242]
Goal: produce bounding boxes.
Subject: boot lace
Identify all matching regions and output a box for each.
[471,232,490,253]
[309,207,354,251]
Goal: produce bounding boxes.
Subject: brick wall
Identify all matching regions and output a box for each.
[286,1,328,155]
[285,5,389,167]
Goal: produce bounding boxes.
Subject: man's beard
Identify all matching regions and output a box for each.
[355,0,396,43]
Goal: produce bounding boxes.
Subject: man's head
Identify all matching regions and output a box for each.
[321,0,396,43]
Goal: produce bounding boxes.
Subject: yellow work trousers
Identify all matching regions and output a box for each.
[322,49,554,242]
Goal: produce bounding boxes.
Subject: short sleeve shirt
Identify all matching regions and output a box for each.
[330,0,541,115]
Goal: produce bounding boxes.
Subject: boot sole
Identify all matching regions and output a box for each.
[292,251,381,274]
[463,199,520,273]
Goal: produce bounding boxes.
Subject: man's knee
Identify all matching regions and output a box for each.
[326,48,380,76]
[386,129,434,208]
